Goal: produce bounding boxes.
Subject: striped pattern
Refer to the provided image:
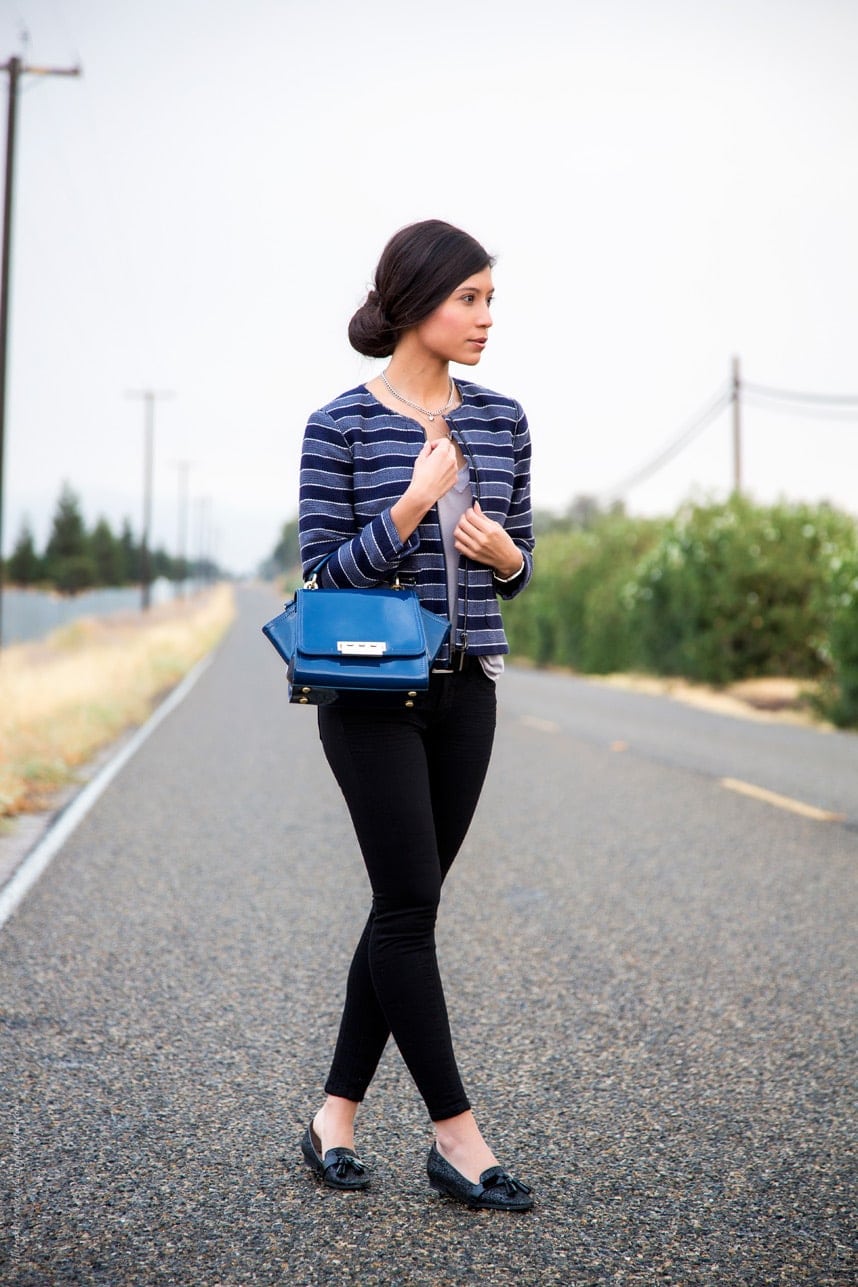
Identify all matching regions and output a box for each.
[298,381,534,657]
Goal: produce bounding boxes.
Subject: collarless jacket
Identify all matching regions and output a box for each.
[298,380,534,658]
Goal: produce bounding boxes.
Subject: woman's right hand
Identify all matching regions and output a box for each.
[408,438,460,509]
[390,439,460,543]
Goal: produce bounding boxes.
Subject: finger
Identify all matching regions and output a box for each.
[462,506,492,532]
[455,524,483,553]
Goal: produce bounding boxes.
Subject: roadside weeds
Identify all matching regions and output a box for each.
[0,584,236,818]
[593,672,831,729]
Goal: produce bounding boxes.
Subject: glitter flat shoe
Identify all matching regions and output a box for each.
[301,1121,370,1191]
[426,1143,533,1211]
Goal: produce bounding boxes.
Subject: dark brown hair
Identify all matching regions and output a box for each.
[348,220,495,358]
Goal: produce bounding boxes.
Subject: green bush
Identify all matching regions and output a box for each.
[501,497,858,726]
[817,550,858,727]
[503,513,663,672]
[622,497,858,683]
[502,528,584,666]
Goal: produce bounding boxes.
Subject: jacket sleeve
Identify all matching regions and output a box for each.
[298,409,420,587]
[492,405,534,600]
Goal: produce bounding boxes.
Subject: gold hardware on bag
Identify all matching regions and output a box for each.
[337,641,387,656]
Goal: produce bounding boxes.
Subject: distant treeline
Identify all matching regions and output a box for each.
[4,483,218,594]
[259,517,300,582]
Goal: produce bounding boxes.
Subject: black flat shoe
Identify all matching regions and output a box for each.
[427,1144,533,1211]
[301,1122,370,1191]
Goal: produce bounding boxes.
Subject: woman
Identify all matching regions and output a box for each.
[297,219,535,1212]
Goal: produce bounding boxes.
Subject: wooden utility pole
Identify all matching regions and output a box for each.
[0,54,80,647]
[126,389,174,610]
[170,459,192,598]
[731,354,742,495]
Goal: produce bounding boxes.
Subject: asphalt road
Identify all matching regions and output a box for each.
[1,584,855,1286]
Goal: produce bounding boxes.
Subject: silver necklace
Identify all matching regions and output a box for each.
[380,370,456,422]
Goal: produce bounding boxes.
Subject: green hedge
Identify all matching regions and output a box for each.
[818,549,858,727]
[502,497,858,727]
[503,513,663,672]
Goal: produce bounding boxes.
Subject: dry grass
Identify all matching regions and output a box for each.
[0,584,235,817]
[593,671,826,728]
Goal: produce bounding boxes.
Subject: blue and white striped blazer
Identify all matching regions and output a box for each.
[298,380,534,658]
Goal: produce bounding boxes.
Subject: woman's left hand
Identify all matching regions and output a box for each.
[453,501,523,579]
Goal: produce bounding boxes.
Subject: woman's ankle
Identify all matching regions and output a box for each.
[314,1096,359,1152]
[433,1109,478,1150]
[432,1111,498,1180]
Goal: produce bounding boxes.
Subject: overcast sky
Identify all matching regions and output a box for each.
[1,0,856,573]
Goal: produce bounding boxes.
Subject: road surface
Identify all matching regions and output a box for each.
[1,585,854,1285]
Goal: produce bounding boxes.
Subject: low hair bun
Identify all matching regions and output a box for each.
[348,290,397,358]
[348,221,493,358]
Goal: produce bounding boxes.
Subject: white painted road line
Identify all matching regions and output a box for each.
[0,652,215,932]
[721,776,846,823]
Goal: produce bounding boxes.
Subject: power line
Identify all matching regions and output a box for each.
[602,381,733,500]
[743,380,858,407]
[602,362,858,504]
[743,393,858,422]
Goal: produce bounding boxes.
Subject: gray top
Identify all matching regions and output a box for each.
[436,465,503,679]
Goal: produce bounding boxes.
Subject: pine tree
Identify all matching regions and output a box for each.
[117,518,140,583]
[45,484,87,565]
[7,519,43,585]
[91,517,125,585]
[44,483,96,593]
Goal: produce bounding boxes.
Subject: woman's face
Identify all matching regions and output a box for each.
[410,266,494,365]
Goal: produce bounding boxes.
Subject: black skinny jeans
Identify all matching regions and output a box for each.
[317,660,497,1122]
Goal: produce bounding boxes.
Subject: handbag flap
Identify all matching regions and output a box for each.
[296,587,428,660]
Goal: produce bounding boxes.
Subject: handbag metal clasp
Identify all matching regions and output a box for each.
[337,641,388,656]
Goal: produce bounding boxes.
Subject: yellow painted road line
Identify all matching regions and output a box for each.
[721,777,846,823]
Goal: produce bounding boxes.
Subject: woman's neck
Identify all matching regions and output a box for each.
[384,334,451,406]
[382,360,451,408]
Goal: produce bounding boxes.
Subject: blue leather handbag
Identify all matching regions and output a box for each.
[262,560,450,706]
